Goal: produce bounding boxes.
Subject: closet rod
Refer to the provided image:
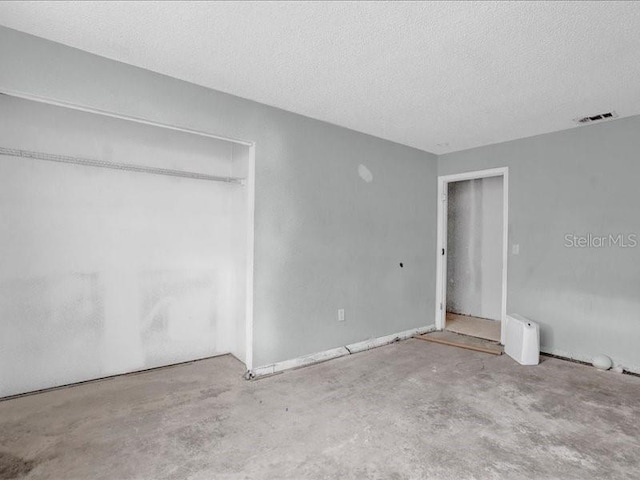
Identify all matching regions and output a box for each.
[0,146,245,185]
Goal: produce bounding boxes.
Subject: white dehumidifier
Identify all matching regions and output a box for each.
[505,314,540,365]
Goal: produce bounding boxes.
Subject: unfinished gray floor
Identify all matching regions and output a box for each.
[1,339,639,480]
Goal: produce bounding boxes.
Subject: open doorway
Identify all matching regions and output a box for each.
[435,168,508,345]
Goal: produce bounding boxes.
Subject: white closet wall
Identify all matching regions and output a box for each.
[0,95,251,397]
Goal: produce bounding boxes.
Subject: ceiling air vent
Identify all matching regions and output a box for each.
[573,111,618,125]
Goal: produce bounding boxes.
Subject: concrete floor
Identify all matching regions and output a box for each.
[1,340,639,480]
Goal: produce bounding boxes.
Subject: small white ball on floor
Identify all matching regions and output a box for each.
[592,354,613,371]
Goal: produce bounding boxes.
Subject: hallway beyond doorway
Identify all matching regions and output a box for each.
[446,312,501,342]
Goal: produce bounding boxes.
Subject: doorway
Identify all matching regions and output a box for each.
[435,168,508,345]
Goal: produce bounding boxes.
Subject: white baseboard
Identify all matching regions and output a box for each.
[249,324,435,379]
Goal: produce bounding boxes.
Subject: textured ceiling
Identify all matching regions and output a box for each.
[1,1,640,154]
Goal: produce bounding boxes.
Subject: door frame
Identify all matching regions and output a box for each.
[435,167,509,345]
[244,143,256,371]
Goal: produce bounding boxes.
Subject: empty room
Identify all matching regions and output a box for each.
[0,2,638,479]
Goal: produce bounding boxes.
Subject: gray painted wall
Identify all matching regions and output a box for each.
[439,117,640,371]
[447,177,503,321]
[0,26,438,371]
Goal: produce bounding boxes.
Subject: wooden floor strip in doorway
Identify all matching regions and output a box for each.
[414,331,503,355]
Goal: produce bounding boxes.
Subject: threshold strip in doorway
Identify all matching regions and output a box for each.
[414,331,503,356]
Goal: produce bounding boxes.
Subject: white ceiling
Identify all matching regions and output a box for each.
[1,1,640,154]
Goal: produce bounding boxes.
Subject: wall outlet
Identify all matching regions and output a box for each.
[338,308,345,322]
[512,244,520,255]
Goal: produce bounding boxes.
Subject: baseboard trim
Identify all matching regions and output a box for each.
[248,324,436,379]
[1,351,233,402]
[540,347,640,375]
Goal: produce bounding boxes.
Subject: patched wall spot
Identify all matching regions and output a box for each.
[358,164,373,183]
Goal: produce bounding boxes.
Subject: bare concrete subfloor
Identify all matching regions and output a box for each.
[1,340,639,480]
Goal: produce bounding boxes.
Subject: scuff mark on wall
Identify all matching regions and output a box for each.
[140,269,220,366]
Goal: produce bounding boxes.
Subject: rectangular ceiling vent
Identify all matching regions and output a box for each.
[573,111,618,125]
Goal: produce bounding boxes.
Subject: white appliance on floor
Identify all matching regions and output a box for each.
[505,314,540,365]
